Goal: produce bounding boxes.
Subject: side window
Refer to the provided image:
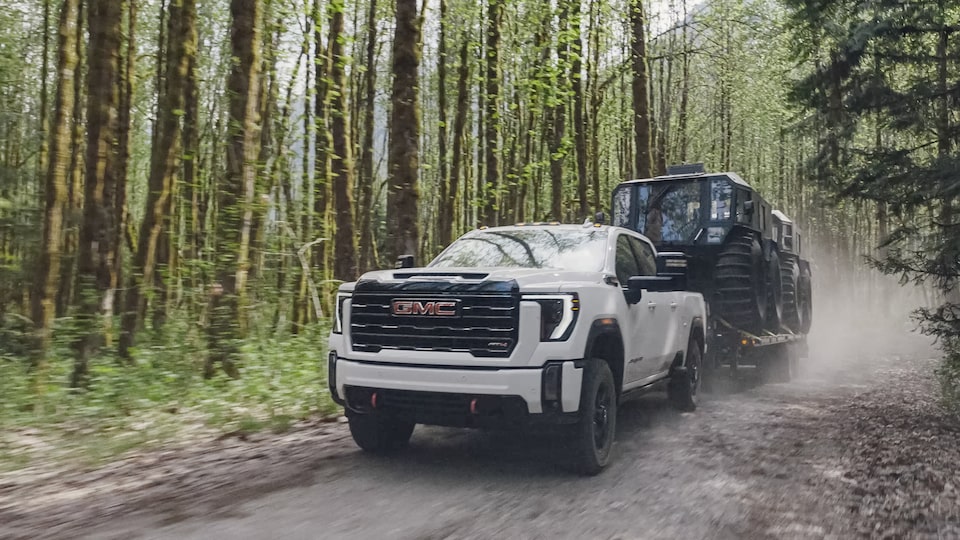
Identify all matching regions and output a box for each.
[615,235,641,285]
[736,189,752,224]
[628,237,657,276]
[612,186,633,228]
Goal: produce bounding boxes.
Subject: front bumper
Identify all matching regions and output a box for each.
[329,356,584,427]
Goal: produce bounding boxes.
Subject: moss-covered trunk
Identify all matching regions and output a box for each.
[206,0,262,378]
[385,0,422,264]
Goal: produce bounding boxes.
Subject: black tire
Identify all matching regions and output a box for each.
[781,255,802,332]
[766,250,784,332]
[569,360,617,476]
[760,344,792,383]
[347,412,415,454]
[715,229,766,333]
[668,336,703,412]
[798,267,813,334]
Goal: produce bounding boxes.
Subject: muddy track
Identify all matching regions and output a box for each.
[1,329,958,540]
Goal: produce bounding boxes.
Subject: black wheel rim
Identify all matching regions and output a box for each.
[593,384,612,449]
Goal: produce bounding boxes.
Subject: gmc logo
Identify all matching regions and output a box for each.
[392,300,459,317]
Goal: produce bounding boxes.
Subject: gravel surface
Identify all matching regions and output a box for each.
[1,327,957,540]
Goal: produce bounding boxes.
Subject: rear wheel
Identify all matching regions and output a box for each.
[568,360,617,476]
[347,412,415,454]
[668,337,702,412]
[715,229,766,333]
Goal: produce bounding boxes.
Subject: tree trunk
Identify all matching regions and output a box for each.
[183,3,201,277]
[630,0,653,179]
[357,0,378,273]
[32,0,80,371]
[114,0,136,323]
[328,0,358,281]
[481,0,502,227]
[37,0,51,209]
[120,0,194,357]
[56,0,86,316]
[312,0,331,277]
[206,0,262,379]
[435,0,452,248]
[588,0,602,212]
[678,0,689,163]
[448,40,470,244]
[572,0,588,218]
[385,0,423,264]
[293,3,313,331]
[73,0,124,386]
[550,0,570,221]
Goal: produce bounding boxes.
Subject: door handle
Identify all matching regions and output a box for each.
[670,302,678,311]
[647,302,657,310]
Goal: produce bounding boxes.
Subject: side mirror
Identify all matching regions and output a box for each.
[594,212,606,225]
[395,254,415,269]
[626,275,684,305]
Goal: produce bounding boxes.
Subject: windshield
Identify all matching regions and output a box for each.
[614,178,733,245]
[430,229,608,272]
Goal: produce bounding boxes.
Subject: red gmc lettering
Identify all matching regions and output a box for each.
[392,300,457,316]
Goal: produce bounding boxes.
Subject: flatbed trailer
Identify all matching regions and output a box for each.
[705,317,808,381]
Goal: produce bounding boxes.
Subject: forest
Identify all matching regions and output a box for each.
[0,0,957,458]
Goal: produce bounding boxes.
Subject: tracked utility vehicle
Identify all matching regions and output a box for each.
[612,164,812,378]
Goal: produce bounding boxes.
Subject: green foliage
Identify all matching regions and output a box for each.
[785,0,960,407]
[0,319,339,470]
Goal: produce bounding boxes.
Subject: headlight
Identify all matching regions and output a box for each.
[334,293,351,334]
[523,293,579,341]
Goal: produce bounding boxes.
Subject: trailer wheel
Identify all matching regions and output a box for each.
[715,229,766,333]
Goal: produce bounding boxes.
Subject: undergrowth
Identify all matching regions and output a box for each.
[0,317,339,471]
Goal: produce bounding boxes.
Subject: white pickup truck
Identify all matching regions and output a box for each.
[328,223,707,474]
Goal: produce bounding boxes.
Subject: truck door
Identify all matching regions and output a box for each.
[614,234,661,384]
[629,236,679,375]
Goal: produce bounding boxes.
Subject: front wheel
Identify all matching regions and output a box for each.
[568,360,617,476]
[347,412,415,454]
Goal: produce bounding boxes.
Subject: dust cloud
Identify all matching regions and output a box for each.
[802,249,938,382]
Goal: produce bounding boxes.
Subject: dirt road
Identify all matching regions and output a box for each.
[2,327,958,540]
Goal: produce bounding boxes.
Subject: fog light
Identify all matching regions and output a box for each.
[542,363,562,404]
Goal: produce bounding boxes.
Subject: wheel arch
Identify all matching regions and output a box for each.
[584,320,625,395]
[672,317,705,370]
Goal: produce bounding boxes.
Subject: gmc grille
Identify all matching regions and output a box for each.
[350,292,520,357]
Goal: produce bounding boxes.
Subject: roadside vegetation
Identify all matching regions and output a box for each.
[0,320,336,470]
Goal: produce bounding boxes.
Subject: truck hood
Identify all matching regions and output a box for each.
[346,267,603,293]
